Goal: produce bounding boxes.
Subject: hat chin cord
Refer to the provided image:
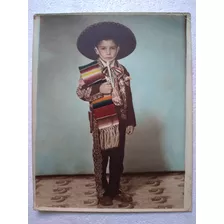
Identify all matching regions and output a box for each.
[106,61,115,89]
[97,57,115,89]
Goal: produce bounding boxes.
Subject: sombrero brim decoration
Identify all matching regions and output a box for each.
[76,21,136,60]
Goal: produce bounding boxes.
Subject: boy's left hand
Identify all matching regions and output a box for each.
[126,126,134,135]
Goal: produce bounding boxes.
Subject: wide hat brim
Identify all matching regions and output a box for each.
[76,22,136,60]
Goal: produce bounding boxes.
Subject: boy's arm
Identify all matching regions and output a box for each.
[76,78,103,102]
[123,67,136,127]
[126,83,136,127]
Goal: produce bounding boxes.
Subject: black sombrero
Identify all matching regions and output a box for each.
[76,21,136,60]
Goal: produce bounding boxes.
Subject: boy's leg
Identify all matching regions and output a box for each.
[107,124,126,198]
[92,127,113,206]
[101,150,109,194]
[107,123,133,203]
[109,147,133,203]
[108,146,125,197]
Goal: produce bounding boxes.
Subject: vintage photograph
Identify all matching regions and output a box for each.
[32,13,192,212]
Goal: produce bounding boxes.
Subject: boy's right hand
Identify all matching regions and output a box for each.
[99,82,112,94]
[78,79,85,87]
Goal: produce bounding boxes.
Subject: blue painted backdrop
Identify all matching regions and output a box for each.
[35,14,186,175]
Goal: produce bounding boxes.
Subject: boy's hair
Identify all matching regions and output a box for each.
[95,37,120,48]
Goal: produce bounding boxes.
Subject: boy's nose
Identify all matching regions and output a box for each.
[106,49,111,54]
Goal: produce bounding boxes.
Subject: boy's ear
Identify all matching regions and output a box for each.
[117,46,120,53]
[94,47,99,55]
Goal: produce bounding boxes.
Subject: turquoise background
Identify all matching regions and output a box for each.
[35,14,186,176]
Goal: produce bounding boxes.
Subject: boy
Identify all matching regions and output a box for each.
[76,21,136,206]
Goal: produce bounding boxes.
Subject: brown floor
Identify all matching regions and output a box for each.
[35,172,185,210]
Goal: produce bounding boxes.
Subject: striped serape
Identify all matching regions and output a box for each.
[79,61,105,86]
[91,95,119,150]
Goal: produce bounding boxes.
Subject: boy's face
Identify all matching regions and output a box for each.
[95,39,120,63]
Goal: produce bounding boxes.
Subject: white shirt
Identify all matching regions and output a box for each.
[99,58,115,88]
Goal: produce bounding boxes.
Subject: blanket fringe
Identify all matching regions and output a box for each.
[99,125,119,150]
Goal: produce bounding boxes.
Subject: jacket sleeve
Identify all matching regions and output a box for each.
[76,77,104,102]
[123,67,137,127]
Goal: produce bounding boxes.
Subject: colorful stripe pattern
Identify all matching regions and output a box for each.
[91,95,118,129]
[94,104,116,119]
[92,95,113,109]
[97,114,119,129]
[79,61,105,86]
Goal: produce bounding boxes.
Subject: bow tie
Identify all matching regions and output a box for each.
[102,66,123,76]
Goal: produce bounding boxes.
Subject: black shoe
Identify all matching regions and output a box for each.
[98,196,113,206]
[113,192,133,203]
